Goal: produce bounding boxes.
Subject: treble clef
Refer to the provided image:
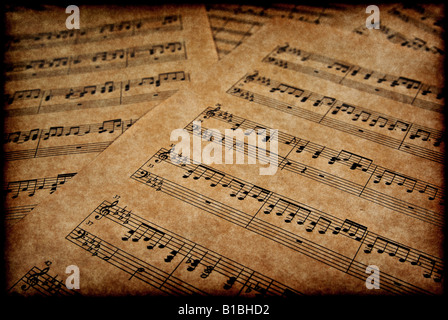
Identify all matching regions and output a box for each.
[155,149,171,163]
[244,70,259,83]
[204,106,221,119]
[95,200,119,220]
[21,266,50,291]
[276,43,289,54]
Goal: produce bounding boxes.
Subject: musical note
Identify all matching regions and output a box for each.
[186,257,202,272]
[230,72,443,164]
[129,267,145,280]
[418,185,439,201]
[164,250,179,263]
[295,141,309,153]
[227,179,247,199]
[305,216,331,234]
[364,237,411,263]
[264,45,443,113]
[332,219,367,241]
[352,111,371,122]
[311,147,324,159]
[334,150,373,172]
[411,255,437,279]
[98,119,122,134]
[6,42,187,81]
[49,173,75,194]
[7,179,38,198]
[7,7,445,298]
[373,170,418,193]
[223,276,237,290]
[409,128,431,141]
[7,14,183,52]
[327,61,352,73]
[8,89,41,104]
[43,126,63,140]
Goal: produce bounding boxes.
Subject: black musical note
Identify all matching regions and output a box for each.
[264,45,443,113]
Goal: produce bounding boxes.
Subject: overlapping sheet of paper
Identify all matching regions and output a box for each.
[207,4,444,59]
[3,5,217,224]
[4,6,445,296]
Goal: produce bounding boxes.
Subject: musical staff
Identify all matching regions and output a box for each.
[68,227,205,296]
[4,4,444,298]
[228,71,444,163]
[199,106,444,203]
[5,41,187,81]
[4,204,36,221]
[263,44,444,113]
[207,12,264,58]
[5,119,133,144]
[4,173,77,199]
[147,148,444,283]
[207,4,330,58]
[5,71,189,117]
[387,5,443,37]
[6,141,113,161]
[208,4,330,24]
[353,24,444,56]
[9,264,80,296]
[4,118,137,161]
[67,200,302,297]
[131,151,442,294]
[6,15,182,51]
[182,107,444,227]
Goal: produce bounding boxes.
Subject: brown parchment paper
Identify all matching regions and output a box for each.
[207,4,444,59]
[4,14,444,296]
[3,5,218,224]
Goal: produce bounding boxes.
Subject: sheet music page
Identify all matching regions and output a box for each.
[3,5,218,224]
[207,4,444,60]
[5,15,444,297]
